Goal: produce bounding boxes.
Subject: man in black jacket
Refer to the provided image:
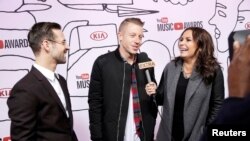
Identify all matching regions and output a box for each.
[88,18,157,141]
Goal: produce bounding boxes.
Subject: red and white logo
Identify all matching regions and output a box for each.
[90,31,108,41]
[174,22,184,30]
[0,40,4,49]
[0,88,11,97]
[3,136,11,141]
[161,17,168,23]
[81,73,89,80]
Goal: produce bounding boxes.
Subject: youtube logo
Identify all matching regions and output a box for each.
[1,136,11,141]
[0,40,4,49]
[174,22,184,30]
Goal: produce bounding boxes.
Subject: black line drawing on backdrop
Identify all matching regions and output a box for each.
[208,0,250,70]
[208,0,244,53]
[0,0,50,123]
[153,0,194,5]
[1,0,175,111]
[57,0,159,17]
[0,0,51,29]
[0,55,34,121]
[140,39,172,81]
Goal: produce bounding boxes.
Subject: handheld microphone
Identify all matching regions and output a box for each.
[138,61,155,83]
[138,52,156,103]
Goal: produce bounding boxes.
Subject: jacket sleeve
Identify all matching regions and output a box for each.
[206,68,225,124]
[88,57,104,141]
[7,85,38,141]
[212,95,250,124]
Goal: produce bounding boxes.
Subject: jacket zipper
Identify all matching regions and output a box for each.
[116,62,126,141]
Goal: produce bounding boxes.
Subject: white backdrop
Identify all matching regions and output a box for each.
[0,0,250,140]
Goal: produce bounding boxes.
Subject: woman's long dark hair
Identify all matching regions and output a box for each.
[174,27,220,85]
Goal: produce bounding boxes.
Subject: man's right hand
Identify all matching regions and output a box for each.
[145,82,157,96]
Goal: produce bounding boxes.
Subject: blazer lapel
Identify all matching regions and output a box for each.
[184,70,203,106]
[31,67,68,117]
[167,64,182,118]
[57,76,72,116]
[57,76,74,127]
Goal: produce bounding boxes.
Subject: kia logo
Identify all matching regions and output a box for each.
[90,31,108,41]
[0,88,11,97]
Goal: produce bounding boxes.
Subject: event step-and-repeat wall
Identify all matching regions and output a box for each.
[0,0,249,140]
